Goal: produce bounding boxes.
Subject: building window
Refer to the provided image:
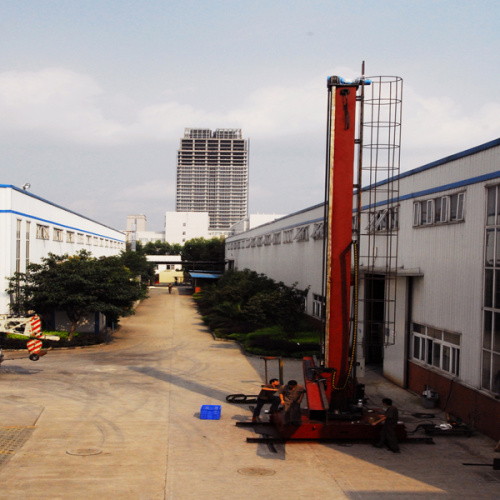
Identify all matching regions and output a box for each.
[367,208,399,232]
[482,185,500,394]
[295,225,309,242]
[77,233,84,244]
[86,235,92,245]
[411,323,460,376]
[413,192,465,227]
[36,224,49,240]
[312,294,325,318]
[311,222,324,240]
[53,228,63,242]
[25,221,31,268]
[16,219,22,273]
[67,231,75,243]
[283,229,294,244]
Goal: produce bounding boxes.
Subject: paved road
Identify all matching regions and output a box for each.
[0,287,499,499]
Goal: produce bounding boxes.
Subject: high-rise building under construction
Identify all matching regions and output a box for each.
[175,128,249,231]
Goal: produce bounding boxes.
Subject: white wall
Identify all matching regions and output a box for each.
[164,211,210,244]
[225,139,500,393]
[0,185,125,314]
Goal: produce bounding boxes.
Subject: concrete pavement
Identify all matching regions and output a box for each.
[0,286,499,499]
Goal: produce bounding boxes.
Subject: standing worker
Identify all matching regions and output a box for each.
[279,380,305,425]
[168,283,173,294]
[252,378,281,423]
[372,397,401,453]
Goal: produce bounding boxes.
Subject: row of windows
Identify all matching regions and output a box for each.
[34,223,123,249]
[411,323,461,377]
[226,223,324,250]
[413,193,465,226]
[482,185,500,394]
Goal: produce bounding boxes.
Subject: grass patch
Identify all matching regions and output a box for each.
[2,330,108,349]
[233,326,321,358]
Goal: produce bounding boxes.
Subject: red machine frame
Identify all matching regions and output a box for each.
[270,76,407,442]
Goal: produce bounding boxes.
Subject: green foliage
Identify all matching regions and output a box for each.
[240,326,320,358]
[6,250,145,340]
[142,240,182,256]
[195,269,318,356]
[2,330,107,348]
[181,237,225,266]
[119,248,155,283]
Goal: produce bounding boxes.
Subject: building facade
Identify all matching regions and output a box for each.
[176,128,249,231]
[164,211,210,244]
[0,185,126,316]
[225,138,500,441]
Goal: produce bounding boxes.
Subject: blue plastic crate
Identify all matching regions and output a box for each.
[200,405,221,420]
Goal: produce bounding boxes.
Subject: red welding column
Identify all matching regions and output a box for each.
[324,83,357,387]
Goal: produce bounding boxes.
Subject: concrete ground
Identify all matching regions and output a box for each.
[0,286,498,499]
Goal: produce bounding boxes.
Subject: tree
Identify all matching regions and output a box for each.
[6,250,145,341]
[143,240,182,255]
[120,248,156,283]
[181,237,225,270]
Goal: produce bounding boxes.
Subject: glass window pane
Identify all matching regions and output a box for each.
[451,348,458,375]
[426,200,434,224]
[450,194,458,221]
[413,323,422,333]
[486,229,495,266]
[457,193,464,220]
[484,311,492,349]
[495,270,500,309]
[487,186,496,225]
[485,269,493,307]
[442,197,448,222]
[442,345,450,372]
[413,203,420,226]
[493,354,500,394]
[435,198,441,222]
[497,186,500,224]
[427,327,441,339]
[432,343,441,367]
[426,339,433,364]
[421,202,427,224]
[482,350,491,390]
[494,317,500,352]
[413,335,419,359]
[496,230,500,265]
[443,332,460,345]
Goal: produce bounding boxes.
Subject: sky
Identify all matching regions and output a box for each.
[1,0,500,231]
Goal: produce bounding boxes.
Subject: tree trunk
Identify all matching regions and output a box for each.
[68,321,77,342]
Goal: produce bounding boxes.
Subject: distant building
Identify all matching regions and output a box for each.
[176,128,249,231]
[164,211,210,244]
[0,185,125,328]
[125,214,165,246]
[147,255,183,284]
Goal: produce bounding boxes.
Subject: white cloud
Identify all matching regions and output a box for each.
[1,67,498,164]
[0,68,127,144]
[404,85,500,154]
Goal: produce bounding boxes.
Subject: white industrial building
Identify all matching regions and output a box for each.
[164,211,211,244]
[225,138,500,441]
[0,185,126,322]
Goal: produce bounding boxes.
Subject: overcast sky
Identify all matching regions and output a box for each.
[2,1,500,231]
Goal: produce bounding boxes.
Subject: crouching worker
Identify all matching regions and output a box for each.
[252,378,281,423]
[280,379,305,425]
[372,397,401,453]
